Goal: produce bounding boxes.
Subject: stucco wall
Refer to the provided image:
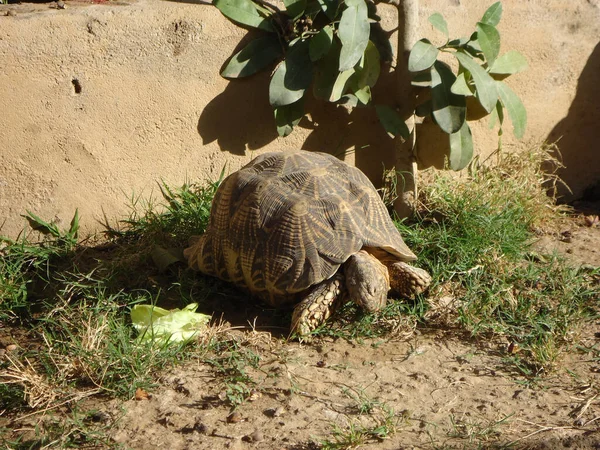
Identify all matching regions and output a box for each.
[1,0,598,238]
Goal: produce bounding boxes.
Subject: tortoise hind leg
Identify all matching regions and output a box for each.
[290,273,346,338]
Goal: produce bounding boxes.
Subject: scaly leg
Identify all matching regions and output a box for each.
[290,273,346,338]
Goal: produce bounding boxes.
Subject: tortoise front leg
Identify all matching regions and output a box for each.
[290,273,346,337]
[386,261,432,298]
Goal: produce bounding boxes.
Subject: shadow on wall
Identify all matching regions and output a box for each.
[547,41,600,203]
[197,63,398,185]
[197,71,279,155]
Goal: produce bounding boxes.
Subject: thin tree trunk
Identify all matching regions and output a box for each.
[394,0,419,217]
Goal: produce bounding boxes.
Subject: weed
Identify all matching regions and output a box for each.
[446,413,512,445]
[1,406,125,450]
[104,178,222,247]
[0,211,80,321]
[320,397,400,449]
[203,337,262,408]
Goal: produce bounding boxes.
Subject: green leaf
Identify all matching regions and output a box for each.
[428,12,449,38]
[338,0,370,71]
[354,40,380,88]
[375,105,409,139]
[454,51,497,113]
[131,303,211,345]
[489,50,528,74]
[269,40,313,107]
[330,69,355,102]
[23,211,60,237]
[411,71,431,87]
[275,99,304,137]
[415,100,431,117]
[447,36,470,48]
[353,85,371,105]
[480,1,503,26]
[214,0,273,32]
[317,0,338,20]
[313,39,341,100]
[309,25,334,62]
[340,94,359,108]
[283,0,306,19]
[68,209,79,239]
[476,22,500,66]
[430,61,466,134]
[496,80,527,139]
[451,72,473,96]
[488,100,504,129]
[221,36,282,78]
[448,121,473,171]
[408,39,439,72]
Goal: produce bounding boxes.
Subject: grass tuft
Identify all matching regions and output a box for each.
[397,145,599,374]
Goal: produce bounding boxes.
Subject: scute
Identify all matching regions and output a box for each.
[184,150,416,307]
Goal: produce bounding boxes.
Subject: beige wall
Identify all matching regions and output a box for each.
[0,0,598,238]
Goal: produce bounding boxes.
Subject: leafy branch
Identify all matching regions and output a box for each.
[213,0,527,171]
[399,2,528,170]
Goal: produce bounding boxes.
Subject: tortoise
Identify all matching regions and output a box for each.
[184,150,431,336]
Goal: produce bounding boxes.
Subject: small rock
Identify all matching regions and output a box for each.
[265,406,286,418]
[5,10,17,16]
[6,344,17,352]
[227,411,242,423]
[56,0,66,9]
[248,389,261,401]
[134,388,151,401]
[244,429,263,442]
[194,421,208,434]
[584,215,599,227]
[560,230,573,242]
[89,410,111,423]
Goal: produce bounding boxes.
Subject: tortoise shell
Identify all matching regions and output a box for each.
[184,150,416,306]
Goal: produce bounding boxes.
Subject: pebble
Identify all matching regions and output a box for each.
[134,388,150,401]
[247,429,263,442]
[272,406,286,417]
[584,215,599,227]
[248,389,261,401]
[227,411,242,423]
[6,344,17,352]
[193,420,208,434]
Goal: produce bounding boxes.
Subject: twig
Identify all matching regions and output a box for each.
[508,420,579,446]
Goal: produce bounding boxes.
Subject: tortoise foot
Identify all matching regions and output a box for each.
[290,273,346,338]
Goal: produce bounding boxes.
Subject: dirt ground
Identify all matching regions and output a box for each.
[4,212,596,450]
[104,215,600,450]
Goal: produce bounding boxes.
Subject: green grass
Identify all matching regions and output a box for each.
[320,389,401,449]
